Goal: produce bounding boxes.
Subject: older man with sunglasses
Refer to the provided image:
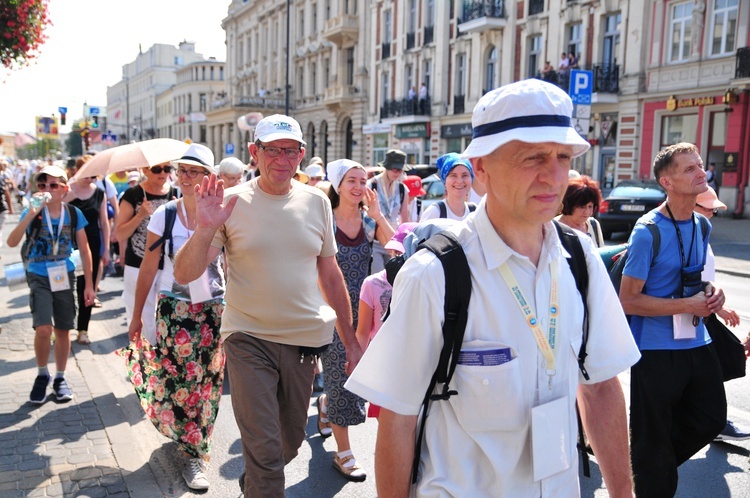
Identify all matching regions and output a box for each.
[115,162,179,345]
[175,115,359,497]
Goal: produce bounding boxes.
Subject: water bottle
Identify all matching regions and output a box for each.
[30,192,52,210]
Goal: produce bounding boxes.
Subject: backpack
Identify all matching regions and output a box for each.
[607,215,710,294]
[147,201,178,270]
[437,200,477,219]
[21,204,78,269]
[402,220,592,483]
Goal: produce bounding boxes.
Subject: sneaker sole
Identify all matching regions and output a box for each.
[56,394,73,401]
[715,435,750,442]
[183,476,209,490]
[29,397,46,405]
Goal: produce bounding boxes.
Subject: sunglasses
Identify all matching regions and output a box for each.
[695,203,719,216]
[150,165,173,174]
[36,182,63,190]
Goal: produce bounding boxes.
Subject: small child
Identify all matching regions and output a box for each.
[355,222,418,418]
[7,166,95,404]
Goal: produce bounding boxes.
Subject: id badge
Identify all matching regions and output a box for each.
[188,270,213,304]
[673,313,697,340]
[46,261,70,292]
[531,395,571,482]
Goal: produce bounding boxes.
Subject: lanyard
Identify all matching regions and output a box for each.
[43,205,66,256]
[665,203,696,267]
[498,259,560,389]
[179,200,193,237]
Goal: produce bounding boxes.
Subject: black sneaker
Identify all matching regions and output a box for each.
[714,420,750,442]
[29,374,50,404]
[52,377,73,401]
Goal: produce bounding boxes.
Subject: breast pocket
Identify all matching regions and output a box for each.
[448,341,525,433]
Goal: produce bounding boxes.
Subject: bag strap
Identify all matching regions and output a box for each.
[147,201,178,270]
[438,200,447,219]
[411,231,471,484]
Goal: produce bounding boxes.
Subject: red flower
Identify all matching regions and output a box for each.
[0,0,51,69]
[174,328,190,345]
[186,392,201,407]
[185,361,197,381]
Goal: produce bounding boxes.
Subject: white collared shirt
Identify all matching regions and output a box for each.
[346,199,640,497]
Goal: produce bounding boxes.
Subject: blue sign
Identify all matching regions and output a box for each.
[102,131,117,143]
[58,107,67,114]
[225,143,235,156]
[569,70,593,105]
[89,106,100,115]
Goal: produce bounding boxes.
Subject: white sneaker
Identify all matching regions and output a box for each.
[182,458,209,490]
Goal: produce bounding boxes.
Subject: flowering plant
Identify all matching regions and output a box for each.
[0,0,51,69]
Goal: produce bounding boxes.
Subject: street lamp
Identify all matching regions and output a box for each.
[285,0,291,115]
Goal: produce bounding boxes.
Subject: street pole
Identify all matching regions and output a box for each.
[125,75,130,142]
[285,0,290,116]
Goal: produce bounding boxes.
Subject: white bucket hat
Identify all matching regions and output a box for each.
[172,143,215,172]
[461,79,590,159]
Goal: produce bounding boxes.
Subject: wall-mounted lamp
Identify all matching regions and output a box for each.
[722,88,738,105]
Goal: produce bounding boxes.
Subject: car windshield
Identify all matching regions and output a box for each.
[424,178,445,200]
[610,186,665,199]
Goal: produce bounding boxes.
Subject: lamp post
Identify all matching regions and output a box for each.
[285,0,291,115]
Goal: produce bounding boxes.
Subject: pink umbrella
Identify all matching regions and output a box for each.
[73,138,191,180]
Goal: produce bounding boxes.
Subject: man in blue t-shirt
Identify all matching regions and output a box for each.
[620,143,727,497]
[6,166,95,405]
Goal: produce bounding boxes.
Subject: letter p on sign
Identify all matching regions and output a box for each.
[569,70,593,105]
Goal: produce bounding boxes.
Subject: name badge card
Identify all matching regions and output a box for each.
[47,261,70,292]
[531,395,571,482]
[673,313,697,340]
[188,270,213,304]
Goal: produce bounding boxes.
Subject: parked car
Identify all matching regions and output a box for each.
[598,179,666,239]
[420,173,445,211]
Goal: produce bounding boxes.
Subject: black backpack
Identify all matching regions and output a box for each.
[400,220,592,483]
[437,200,477,219]
[21,204,78,269]
[147,201,178,270]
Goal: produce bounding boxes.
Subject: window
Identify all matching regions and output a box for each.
[486,46,497,93]
[710,0,738,56]
[220,67,224,80]
[312,3,317,33]
[199,93,207,112]
[311,63,317,96]
[384,10,393,42]
[661,114,698,146]
[382,72,391,106]
[405,64,414,95]
[210,67,214,80]
[670,1,693,62]
[426,0,435,26]
[299,7,305,37]
[346,48,355,85]
[528,35,542,79]
[324,58,330,86]
[298,69,304,99]
[409,0,417,33]
[423,59,432,95]
[325,0,331,20]
[602,14,621,65]
[568,24,582,60]
[456,53,466,96]
[200,125,207,143]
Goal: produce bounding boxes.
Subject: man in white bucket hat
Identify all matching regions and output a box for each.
[347,79,640,496]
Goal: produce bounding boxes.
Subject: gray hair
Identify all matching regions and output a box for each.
[219,157,246,175]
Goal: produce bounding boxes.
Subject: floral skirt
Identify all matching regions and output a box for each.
[119,295,225,458]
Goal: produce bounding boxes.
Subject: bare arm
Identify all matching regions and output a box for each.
[174,174,237,284]
[75,227,96,306]
[115,199,151,241]
[4,185,13,214]
[98,194,111,267]
[375,409,418,498]
[7,206,37,247]
[127,229,162,341]
[619,275,724,317]
[355,299,374,351]
[400,185,410,222]
[317,255,363,373]
[577,378,634,497]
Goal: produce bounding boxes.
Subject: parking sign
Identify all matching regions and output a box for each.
[569,70,593,105]
[225,143,235,156]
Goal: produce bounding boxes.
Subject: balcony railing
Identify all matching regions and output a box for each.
[382,42,391,59]
[406,32,416,50]
[380,97,431,119]
[454,94,466,114]
[424,25,434,44]
[529,0,544,15]
[736,47,750,79]
[462,0,504,20]
[592,63,620,93]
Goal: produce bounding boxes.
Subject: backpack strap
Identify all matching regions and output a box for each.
[64,203,78,250]
[411,231,471,484]
[399,182,406,205]
[147,201,178,270]
[438,200,447,219]
[467,202,477,213]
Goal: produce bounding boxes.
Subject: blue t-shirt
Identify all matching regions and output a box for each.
[623,210,711,350]
[21,205,88,277]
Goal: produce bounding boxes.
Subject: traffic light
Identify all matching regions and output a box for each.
[92,116,99,128]
[60,113,66,125]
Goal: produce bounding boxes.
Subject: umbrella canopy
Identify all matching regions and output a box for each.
[73,138,190,180]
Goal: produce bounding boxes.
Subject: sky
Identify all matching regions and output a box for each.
[0,0,229,136]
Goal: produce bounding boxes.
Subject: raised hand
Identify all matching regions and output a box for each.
[363,187,382,219]
[194,173,239,229]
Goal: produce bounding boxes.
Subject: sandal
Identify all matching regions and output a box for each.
[332,453,367,482]
[317,394,332,438]
[77,331,91,345]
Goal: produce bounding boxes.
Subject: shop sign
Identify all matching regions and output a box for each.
[373,133,389,148]
[441,123,473,138]
[399,138,422,151]
[363,123,391,134]
[724,152,738,172]
[395,123,428,138]
[666,95,717,111]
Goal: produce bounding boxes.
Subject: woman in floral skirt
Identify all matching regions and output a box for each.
[125,144,225,491]
[317,159,394,481]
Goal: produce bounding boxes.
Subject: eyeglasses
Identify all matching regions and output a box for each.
[257,144,302,159]
[177,167,207,178]
[150,165,173,174]
[695,204,719,216]
[36,182,62,190]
